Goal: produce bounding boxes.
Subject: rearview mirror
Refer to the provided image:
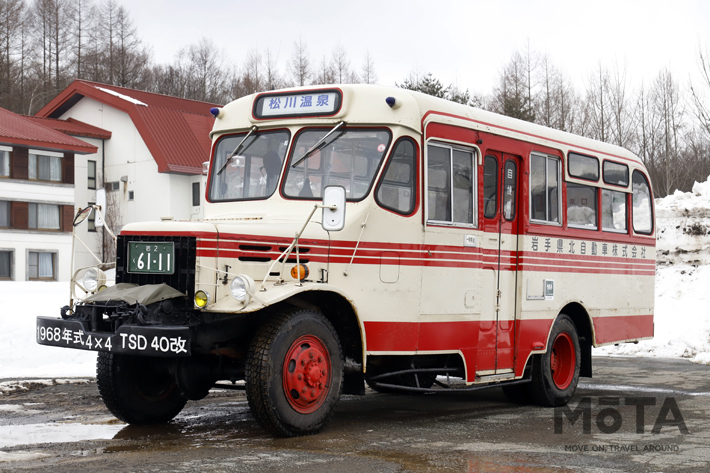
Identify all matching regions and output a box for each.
[73,206,94,227]
[321,186,346,231]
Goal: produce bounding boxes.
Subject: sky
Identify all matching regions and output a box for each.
[122,0,710,95]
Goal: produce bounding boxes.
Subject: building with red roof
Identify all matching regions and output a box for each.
[0,106,105,281]
[33,80,220,274]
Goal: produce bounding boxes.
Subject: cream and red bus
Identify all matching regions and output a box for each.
[37,84,655,436]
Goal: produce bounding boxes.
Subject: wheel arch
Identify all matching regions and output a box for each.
[275,290,365,395]
[560,302,593,378]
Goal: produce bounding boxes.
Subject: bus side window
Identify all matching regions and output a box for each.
[376,138,416,215]
[601,189,627,232]
[530,153,560,224]
[567,183,598,229]
[426,143,476,225]
[483,156,497,218]
[632,170,653,234]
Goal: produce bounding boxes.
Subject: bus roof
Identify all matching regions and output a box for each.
[211,84,645,168]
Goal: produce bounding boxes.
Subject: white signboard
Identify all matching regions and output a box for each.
[257,92,339,117]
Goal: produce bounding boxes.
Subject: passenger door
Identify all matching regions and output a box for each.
[478,152,521,375]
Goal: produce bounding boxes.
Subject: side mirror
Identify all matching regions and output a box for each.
[73,206,94,227]
[321,186,346,231]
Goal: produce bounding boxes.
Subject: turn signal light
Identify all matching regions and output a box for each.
[290,264,309,281]
[194,290,209,308]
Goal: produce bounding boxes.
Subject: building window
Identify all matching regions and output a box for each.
[426,143,476,226]
[29,154,62,182]
[0,150,9,177]
[376,138,416,215]
[192,182,200,207]
[88,160,96,189]
[28,251,55,280]
[106,181,120,191]
[530,153,561,224]
[567,183,598,229]
[0,250,11,280]
[28,203,61,230]
[128,191,134,201]
[0,201,9,228]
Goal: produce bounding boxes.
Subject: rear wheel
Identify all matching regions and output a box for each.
[96,352,187,424]
[528,315,581,407]
[246,309,343,436]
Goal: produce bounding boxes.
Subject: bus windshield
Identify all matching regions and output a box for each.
[283,129,391,200]
[209,130,290,201]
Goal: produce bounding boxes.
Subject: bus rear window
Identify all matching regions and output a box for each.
[632,171,653,234]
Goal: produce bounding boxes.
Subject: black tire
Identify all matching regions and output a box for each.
[528,314,581,407]
[246,309,343,437]
[96,352,187,424]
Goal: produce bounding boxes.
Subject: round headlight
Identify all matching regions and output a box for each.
[194,290,209,308]
[82,268,105,292]
[231,276,248,302]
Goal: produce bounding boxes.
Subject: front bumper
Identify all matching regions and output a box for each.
[36,316,192,357]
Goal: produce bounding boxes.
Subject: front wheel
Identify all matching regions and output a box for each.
[246,309,343,436]
[528,314,581,407]
[96,352,187,424]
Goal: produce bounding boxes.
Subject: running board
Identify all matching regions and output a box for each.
[475,372,516,383]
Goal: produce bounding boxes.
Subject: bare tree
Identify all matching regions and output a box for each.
[360,50,376,84]
[312,53,334,85]
[691,43,710,141]
[263,47,281,90]
[288,37,310,86]
[584,62,611,142]
[607,61,635,148]
[181,37,229,103]
[491,51,535,122]
[331,44,356,84]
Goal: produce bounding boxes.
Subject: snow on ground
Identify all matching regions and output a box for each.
[596,176,710,363]
[0,282,96,379]
[3,179,710,378]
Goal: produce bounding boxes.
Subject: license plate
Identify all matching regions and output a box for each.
[128,242,174,274]
[37,317,191,357]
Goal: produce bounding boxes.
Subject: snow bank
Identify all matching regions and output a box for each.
[596,175,710,363]
[0,282,96,379]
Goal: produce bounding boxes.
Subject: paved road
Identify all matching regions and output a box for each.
[0,357,708,472]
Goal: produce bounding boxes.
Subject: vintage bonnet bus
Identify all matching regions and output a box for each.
[37,84,655,436]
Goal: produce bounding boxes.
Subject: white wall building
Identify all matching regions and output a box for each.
[35,81,219,271]
[0,107,100,281]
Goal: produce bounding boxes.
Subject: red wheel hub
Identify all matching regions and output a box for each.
[282,335,332,414]
[550,332,575,390]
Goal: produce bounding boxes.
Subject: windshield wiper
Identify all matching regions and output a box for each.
[216,125,258,176]
[291,121,346,168]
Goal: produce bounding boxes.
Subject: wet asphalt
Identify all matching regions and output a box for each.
[0,356,708,472]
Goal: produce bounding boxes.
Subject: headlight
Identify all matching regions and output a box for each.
[230,275,254,304]
[194,290,209,308]
[82,268,105,292]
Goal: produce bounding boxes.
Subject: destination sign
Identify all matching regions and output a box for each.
[254,90,341,118]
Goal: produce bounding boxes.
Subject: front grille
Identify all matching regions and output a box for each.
[116,235,197,300]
